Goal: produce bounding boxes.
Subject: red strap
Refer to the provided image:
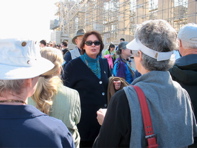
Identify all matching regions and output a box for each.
[132,85,158,148]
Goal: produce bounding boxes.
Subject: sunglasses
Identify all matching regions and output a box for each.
[85,41,101,46]
[39,75,52,79]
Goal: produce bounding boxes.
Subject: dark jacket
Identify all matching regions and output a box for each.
[0,105,74,148]
[63,47,81,64]
[169,54,197,117]
[62,48,69,55]
[63,57,111,141]
[63,50,72,63]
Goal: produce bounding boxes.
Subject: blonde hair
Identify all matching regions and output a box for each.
[32,47,63,114]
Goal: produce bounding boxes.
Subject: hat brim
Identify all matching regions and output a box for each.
[0,58,54,80]
[126,38,173,61]
[72,36,77,45]
[126,39,140,51]
[72,34,84,45]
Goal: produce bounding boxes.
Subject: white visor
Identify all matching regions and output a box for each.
[126,38,173,61]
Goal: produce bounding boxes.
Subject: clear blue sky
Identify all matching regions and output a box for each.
[0,0,57,42]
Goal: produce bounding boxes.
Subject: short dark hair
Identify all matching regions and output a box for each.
[62,41,68,47]
[108,44,115,51]
[40,40,46,46]
[120,38,125,41]
[80,31,104,55]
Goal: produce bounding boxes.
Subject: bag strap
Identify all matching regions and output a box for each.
[132,85,158,148]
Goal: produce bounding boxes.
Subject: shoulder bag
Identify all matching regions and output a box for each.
[132,85,158,148]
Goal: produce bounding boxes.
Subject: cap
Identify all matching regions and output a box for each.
[178,23,197,43]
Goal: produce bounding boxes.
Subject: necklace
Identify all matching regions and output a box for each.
[0,99,26,104]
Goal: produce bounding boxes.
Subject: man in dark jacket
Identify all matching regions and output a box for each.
[64,29,86,64]
[169,23,197,147]
[61,41,69,56]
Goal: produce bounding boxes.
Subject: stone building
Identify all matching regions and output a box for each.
[50,0,197,49]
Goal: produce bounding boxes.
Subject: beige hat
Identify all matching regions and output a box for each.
[72,29,86,44]
[0,38,54,80]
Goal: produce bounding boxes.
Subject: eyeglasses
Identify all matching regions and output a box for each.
[85,41,101,46]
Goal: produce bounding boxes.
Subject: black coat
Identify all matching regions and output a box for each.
[169,54,197,117]
[63,57,111,141]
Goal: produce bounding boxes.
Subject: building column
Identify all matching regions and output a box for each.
[187,0,197,23]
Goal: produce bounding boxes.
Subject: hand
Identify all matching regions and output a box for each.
[113,80,121,90]
[96,108,107,125]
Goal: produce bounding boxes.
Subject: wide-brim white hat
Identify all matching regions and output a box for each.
[0,38,54,80]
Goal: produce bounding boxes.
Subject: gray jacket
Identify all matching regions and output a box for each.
[124,71,197,148]
[70,47,81,60]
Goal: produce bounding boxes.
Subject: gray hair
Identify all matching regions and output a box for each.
[178,23,197,49]
[181,40,197,49]
[135,19,177,71]
[0,79,25,96]
[116,41,128,55]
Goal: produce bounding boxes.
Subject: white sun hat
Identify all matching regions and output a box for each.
[126,38,173,61]
[0,38,54,80]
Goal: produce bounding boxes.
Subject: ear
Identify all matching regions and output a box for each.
[179,39,182,47]
[138,51,143,61]
[58,67,62,75]
[24,78,33,88]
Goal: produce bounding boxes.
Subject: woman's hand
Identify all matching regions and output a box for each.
[96,108,107,125]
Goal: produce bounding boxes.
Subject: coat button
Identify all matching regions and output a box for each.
[102,92,105,96]
[99,81,102,84]
[104,104,107,107]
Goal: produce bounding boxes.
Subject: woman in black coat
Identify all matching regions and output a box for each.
[63,31,111,148]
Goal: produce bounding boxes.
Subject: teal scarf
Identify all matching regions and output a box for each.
[80,53,101,79]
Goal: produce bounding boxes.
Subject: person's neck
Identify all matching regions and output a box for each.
[77,46,81,50]
[183,49,197,56]
[140,69,150,75]
[121,54,129,60]
[84,53,97,59]
[0,94,27,105]
[137,65,150,75]
[180,46,197,55]
[88,55,97,59]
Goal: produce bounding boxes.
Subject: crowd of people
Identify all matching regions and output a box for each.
[0,19,197,148]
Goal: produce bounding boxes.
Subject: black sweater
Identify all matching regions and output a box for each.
[93,89,131,147]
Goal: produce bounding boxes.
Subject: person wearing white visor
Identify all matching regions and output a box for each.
[93,19,197,148]
[126,38,174,61]
[0,38,74,148]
